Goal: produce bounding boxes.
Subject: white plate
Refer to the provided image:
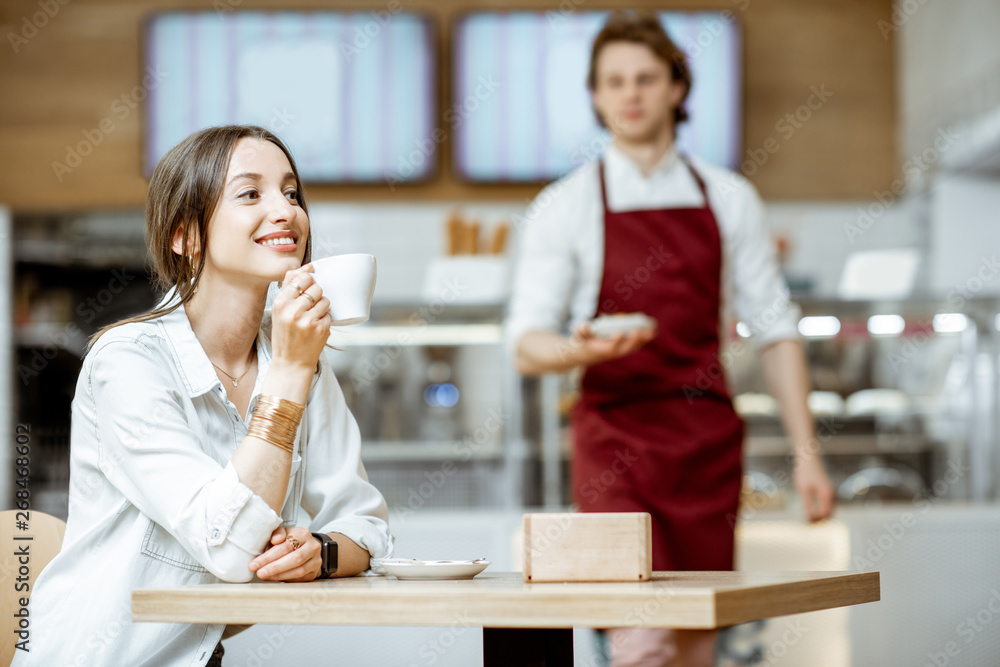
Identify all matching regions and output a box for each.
[380,558,491,580]
[587,313,657,339]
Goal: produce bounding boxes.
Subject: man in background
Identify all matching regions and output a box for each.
[506,11,834,666]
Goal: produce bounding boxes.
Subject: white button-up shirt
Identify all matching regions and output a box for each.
[505,144,800,356]
[15,299,392,667]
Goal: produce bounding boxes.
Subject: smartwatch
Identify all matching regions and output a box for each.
[311,532,339,578]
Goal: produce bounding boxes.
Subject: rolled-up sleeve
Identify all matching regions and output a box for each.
[722,178,802,349]
[504,181,578,359]
[88,339,282,583]
[300,352,392,570]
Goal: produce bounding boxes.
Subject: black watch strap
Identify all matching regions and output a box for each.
[311,532,338,578]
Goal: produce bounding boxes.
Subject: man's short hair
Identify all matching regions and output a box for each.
[586,10,693,128]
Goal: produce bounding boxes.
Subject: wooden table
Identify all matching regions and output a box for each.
[133,571,880,666]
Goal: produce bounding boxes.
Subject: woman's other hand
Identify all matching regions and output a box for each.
[249,526,322,582]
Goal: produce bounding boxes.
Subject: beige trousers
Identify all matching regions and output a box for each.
[606,628,717,667]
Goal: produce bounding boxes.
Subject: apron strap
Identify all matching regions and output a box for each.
[679,155,711,207]
[597,160,609,211]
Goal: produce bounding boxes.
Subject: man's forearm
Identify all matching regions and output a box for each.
[759,339,817,461]
[515,330,588,376]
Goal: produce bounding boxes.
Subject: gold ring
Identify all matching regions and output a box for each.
[288,281,303,296]
[302,291,316,306]
[288,536,300,550]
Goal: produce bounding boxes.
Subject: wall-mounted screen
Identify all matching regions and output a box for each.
[453,11,741,182]
[144,11,435,183]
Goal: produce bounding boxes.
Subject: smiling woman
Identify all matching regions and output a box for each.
[12,126,392,667]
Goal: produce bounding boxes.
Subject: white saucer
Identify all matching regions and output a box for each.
[380,558,491,580]
[587,313,657,339]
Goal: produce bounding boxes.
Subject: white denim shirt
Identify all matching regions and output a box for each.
[15,298,392,667]
[505,145,801,357]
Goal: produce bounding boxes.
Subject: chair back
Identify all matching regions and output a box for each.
[0,509,66,666]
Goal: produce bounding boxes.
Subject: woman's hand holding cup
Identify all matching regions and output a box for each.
[269,265,332,382]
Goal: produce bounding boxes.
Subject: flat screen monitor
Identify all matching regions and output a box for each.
[453,11,742,182]
[144,11,436,183]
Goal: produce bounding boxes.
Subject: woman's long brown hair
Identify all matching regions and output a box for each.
[87,125,311,351]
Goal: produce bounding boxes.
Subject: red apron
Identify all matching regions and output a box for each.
[572,158,744,571]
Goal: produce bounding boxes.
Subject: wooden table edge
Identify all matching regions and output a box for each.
[714,571,880,627]
[132,570,881,630]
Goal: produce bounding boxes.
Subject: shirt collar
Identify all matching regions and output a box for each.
[605,142,681,179]
[154,288,273,399]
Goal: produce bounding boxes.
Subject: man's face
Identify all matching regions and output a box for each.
[591,41,685,144]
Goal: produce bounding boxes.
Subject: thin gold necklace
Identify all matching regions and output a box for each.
[211,347,257,387]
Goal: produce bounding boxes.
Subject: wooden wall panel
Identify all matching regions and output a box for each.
[0,0,894,211]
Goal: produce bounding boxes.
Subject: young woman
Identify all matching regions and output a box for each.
[15,125,392,667]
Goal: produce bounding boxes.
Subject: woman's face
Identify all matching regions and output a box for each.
[200,137,309,286]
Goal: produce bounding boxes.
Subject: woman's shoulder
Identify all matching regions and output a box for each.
[85,318,169,368]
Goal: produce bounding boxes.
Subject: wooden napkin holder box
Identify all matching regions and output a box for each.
[522,512,653,583]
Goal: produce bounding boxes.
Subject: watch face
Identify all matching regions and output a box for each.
[327,540,338,575]
[316,535,337,577]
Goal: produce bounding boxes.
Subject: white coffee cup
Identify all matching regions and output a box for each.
[309,253,377,326]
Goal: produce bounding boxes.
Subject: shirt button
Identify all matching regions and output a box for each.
[211,529,220,539]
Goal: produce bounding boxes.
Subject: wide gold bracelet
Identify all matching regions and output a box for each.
[247,394,305,454]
